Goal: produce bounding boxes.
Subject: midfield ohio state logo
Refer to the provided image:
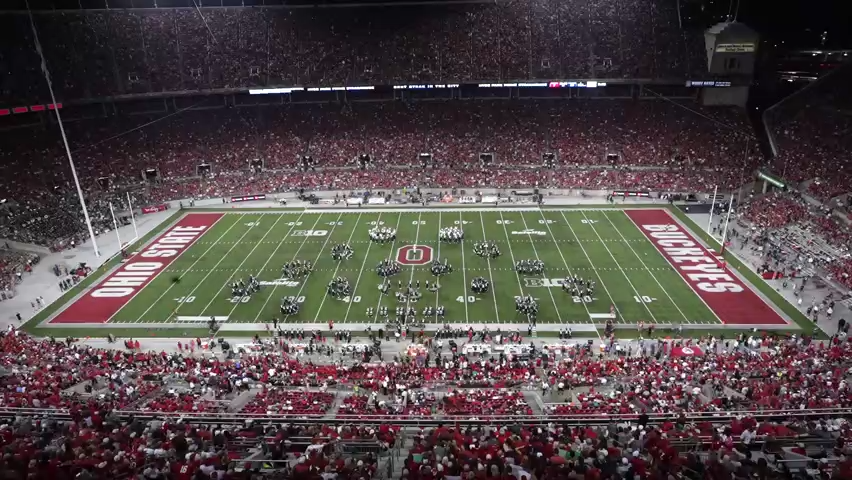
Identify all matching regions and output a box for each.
[396,245,434,265]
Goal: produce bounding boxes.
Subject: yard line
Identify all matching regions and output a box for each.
[577,210,658,323]
[478,211,501,324]
[370,213,404,324]
[222,211,312,321]
[404,212,423,313]
[620,211,724,325]
[457,211,470,325]
[433,211,442,323]
[342,213,381,324]
[133,214,243,322]
[252,213,323,321]
[517,212,563,324]
[603,211,690,323]
[496,212,526,296]
[196,214,287,316]
[535,209,595,325]
[496,212,533,326]
[558,211,626,323]
[281,213,344,323]
[313,212,363,323]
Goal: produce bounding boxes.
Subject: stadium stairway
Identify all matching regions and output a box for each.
[227,389,259,412]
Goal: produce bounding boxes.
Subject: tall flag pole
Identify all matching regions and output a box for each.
[25,0,99,256]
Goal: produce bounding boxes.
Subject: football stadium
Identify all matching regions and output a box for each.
[0,0,851,478]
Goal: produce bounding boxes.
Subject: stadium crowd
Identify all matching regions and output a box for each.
[767,59,852,203]
[2,2,706,105]
[0,329,851,478]
[0,101,757,249]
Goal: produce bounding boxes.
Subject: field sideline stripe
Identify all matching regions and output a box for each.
[517,212,563,324]
[577,210,658,323]
[603,211,692,323]
[557,211,627,323]
[131,213,242,323]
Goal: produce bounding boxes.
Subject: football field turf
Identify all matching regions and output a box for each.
[44,208,791,331]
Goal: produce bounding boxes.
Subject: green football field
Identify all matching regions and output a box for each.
[66,208,729,328]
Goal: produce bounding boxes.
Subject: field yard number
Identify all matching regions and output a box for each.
[245,222,261,227]
[539,219,555,224]
[291,230,328,236]
[369,221,385,226]
[341,296,362,303]
[328,221,343,226]
[412,220,426,225]
[229,296,251,303]
[581,219,598,224]
[175,296,196,303]
[457,296,476,303]
[634,295,655,303]
[287,222,303,226]
[454,220,471,225]
[572,296,594,304]
[496,220,513,225]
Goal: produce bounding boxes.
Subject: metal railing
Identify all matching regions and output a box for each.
[1,405,851,426]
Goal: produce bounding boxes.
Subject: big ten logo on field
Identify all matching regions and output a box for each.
[396,245,434,265]
[291,230,328,237]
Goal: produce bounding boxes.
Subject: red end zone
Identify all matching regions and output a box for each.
[50,213,224,324]
[625,209,787,325]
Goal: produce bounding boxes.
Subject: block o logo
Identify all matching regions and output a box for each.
[396,245,433,265]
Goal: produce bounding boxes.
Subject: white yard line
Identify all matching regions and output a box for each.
[279,214,342,323]
[458,211,470,325]
[222,212,315,321]
[478,211,501,324]
[496,211,527,296]
[496,212,533,325]
[133,214,243,322]
[517,212,563,324]
[558,210,626,323]
[433,211,442,323]
[370,213,404,324]
[577,210,658,323]
[312,212,363,323]
[621,210,724,325]
[197,214,287,316]
[535,210,595,323]
[342,213,381,324]
[404,212,423,314]
[603,211,690,323]
[252,213,325,322]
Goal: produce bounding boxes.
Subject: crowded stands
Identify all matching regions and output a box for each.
[0,101,756,248]
[766,60,852,202]
[0,329,851,477]
[0,3,706,105]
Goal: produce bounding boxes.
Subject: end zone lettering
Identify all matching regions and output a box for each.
[49,213,224,324]
[625,209,786,325]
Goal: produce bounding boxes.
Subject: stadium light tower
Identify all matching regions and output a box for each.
[25,1,100,257]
